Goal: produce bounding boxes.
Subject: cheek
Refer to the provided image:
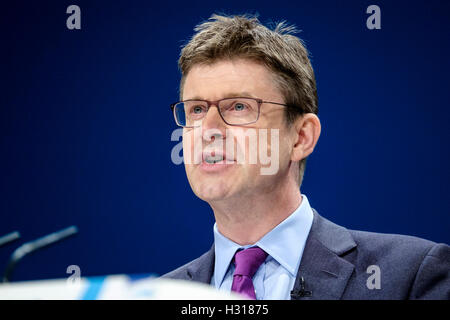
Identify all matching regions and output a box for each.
[278,134,295,168]
[182,133,192,152]
[226,127,286,167]
[182,129,202,165]
[258,127,292,174]
[226,127,258,164]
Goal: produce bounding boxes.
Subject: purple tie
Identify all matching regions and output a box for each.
[231,247,268,300]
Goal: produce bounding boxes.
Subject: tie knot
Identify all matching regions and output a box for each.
[233,247,268,278]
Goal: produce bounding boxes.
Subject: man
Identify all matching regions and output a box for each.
[162,14,449,299]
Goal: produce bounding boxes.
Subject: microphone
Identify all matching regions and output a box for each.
[2,226,78,283]
[290,276,312,299]
[0,231,21,248]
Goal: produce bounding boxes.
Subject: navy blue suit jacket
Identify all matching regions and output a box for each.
[162,210,450,299]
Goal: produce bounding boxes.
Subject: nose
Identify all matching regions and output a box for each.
[201,104,226,139]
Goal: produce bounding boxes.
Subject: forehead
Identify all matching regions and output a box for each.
[182,58,283,101]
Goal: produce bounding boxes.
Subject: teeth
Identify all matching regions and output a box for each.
[205,155,224,164]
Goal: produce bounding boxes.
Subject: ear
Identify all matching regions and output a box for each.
[290,113,321,162]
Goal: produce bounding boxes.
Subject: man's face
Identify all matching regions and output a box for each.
[182,58,297,202]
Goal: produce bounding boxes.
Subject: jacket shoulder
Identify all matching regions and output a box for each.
[343,229,449,299]
[160,247,214,282]
[349,229,437,258]
[347,229,439,275]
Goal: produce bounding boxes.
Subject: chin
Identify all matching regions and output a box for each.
[194,185,231,202]
[190,179,238,202]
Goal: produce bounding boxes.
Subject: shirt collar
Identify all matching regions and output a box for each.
[213,194,314,287]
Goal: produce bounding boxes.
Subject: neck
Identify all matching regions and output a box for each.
[210,179,302,245]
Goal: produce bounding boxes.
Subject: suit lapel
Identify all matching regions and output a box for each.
[291,210,357,300]
[186,245,215,284]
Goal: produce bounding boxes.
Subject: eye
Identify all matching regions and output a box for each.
[233,102,247,111]
[192,106,204,114]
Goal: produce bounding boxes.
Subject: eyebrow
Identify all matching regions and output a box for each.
[186,92,256,100]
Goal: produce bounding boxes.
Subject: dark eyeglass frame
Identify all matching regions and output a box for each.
[170,97,293,128]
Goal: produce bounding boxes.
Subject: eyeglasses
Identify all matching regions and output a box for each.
[170,97,292,128]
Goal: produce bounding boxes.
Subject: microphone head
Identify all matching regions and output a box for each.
[2,226,78,283]
[0,231,21,249]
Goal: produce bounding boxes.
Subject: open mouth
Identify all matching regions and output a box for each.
[198,151,235,172]
[204,154,224,164]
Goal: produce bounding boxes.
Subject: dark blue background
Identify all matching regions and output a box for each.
[1,0,449,282]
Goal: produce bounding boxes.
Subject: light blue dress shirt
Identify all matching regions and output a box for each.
[211,194,314,300]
